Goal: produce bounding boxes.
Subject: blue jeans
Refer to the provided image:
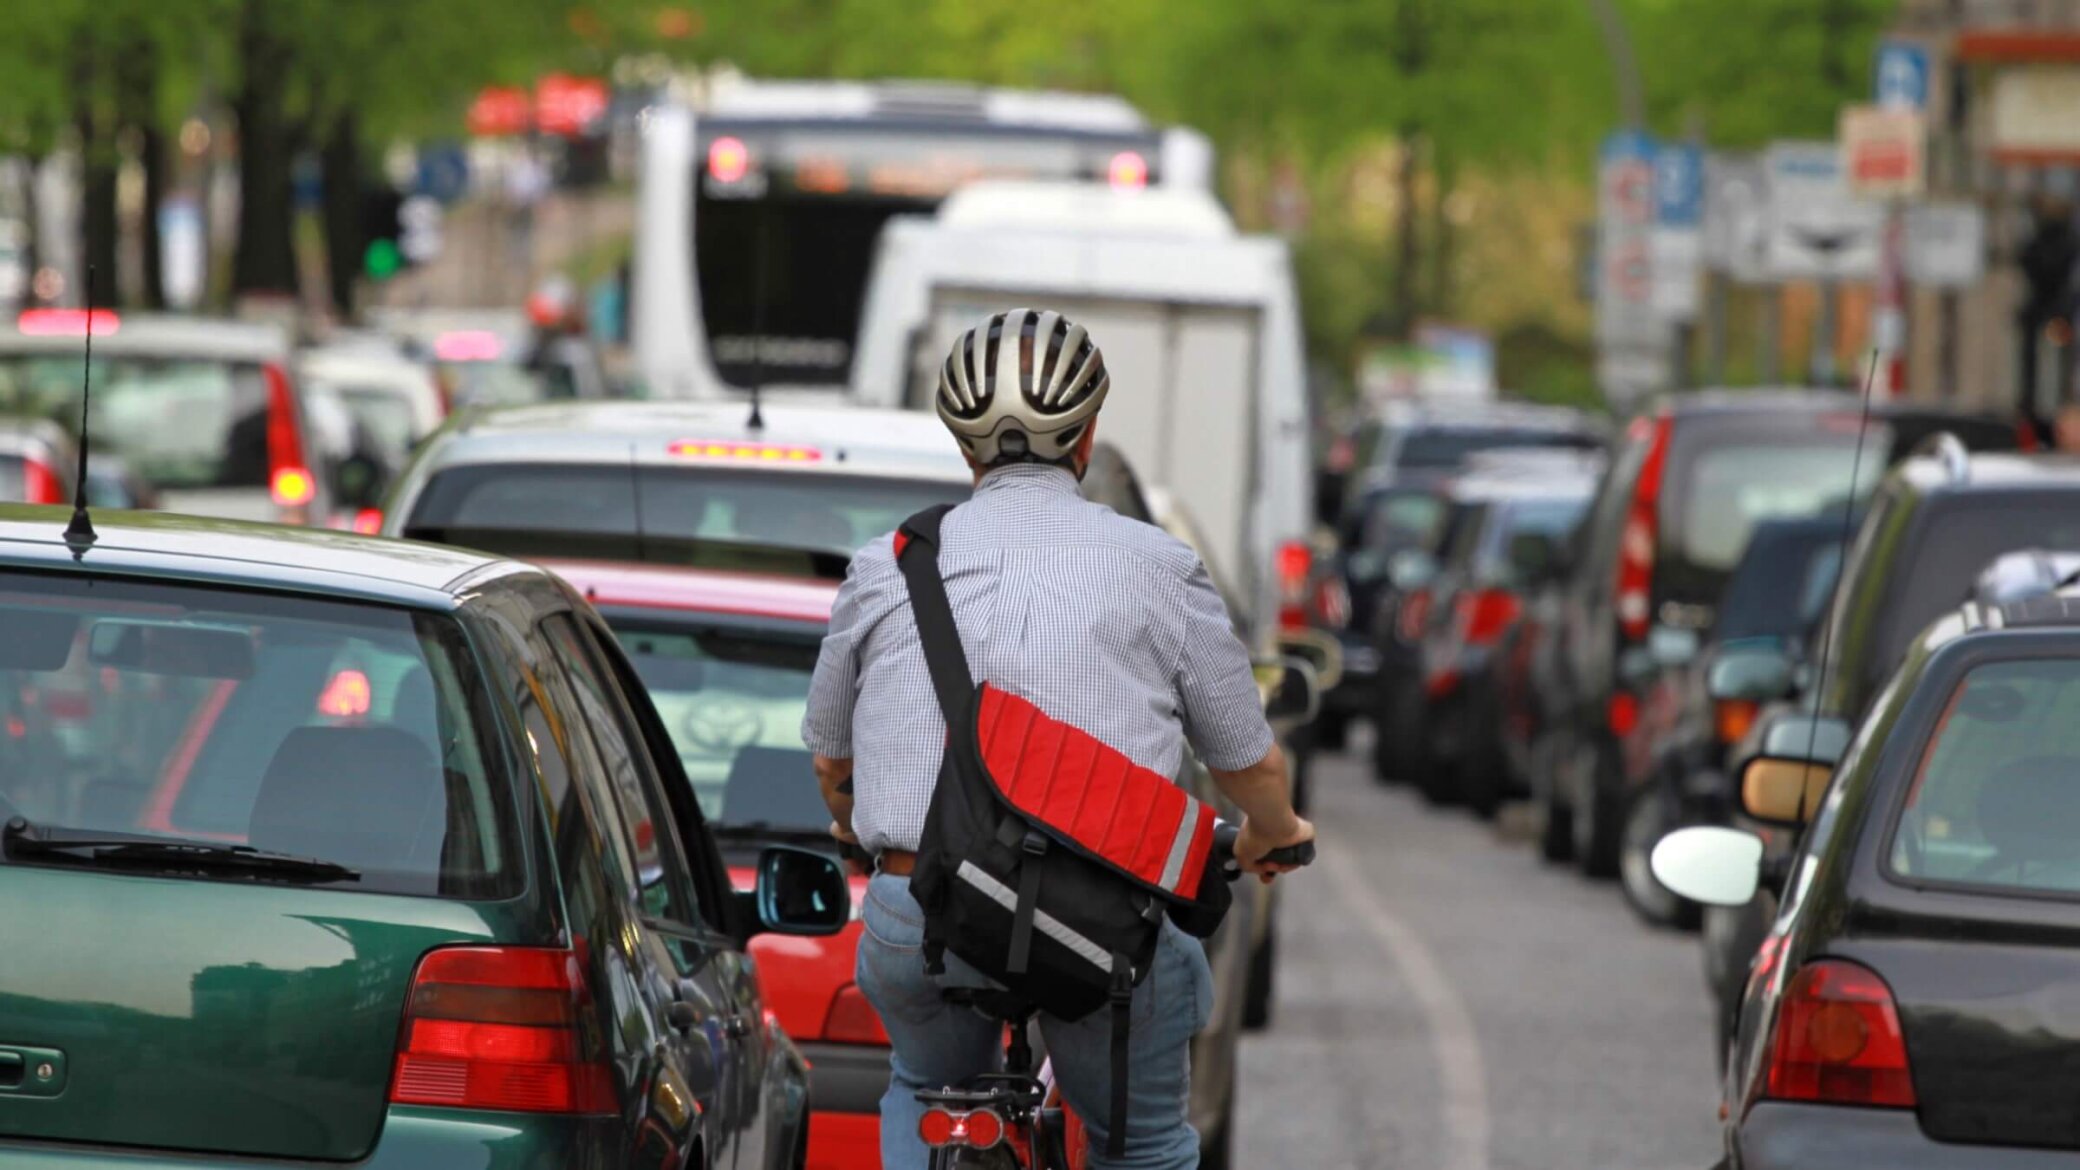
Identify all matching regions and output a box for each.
[857,873,1213,1169]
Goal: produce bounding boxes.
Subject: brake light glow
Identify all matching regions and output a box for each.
[1765,959,1916,1109]
[433,330,504,362]
[1615,415,1672,642]
[17,308,119,337]
[263,363,314,512]
[824,984,890,1045]
[1715,697,1759,745]
[919,1107,1005,1150]
[316,669,372,718]
[1108,150,1149,190]
[352,507,384,534]
[1277,540,1312,632]
[23,455,63,505]
[1398,588,1433,642]
[1454,588,1522,646]
[1607,691,1639,737]
[667,439,822,463]
[708,136,751,184]
[390,946,614,1115]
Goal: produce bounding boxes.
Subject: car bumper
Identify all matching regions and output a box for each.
[0,1108,621,1169]
[1740,1102,2080,1169]
[802,1042,888,1170]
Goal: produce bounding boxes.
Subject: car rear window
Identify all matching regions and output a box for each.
[1714,523,1844,643]
[0,356,269,489]
[1357,489,1448,554]
[1674,442,1867,573]
[0,572,520,899]
[1892,658,2080,896]
[405,463,967,566]
[603,615,828,833]
[1477,497,1590,580]
[1396,427,1599,471]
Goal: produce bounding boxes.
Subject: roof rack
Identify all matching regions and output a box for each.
[1909,431,1970,484]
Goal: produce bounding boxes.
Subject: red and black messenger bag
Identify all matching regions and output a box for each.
[893,505,1232,1157]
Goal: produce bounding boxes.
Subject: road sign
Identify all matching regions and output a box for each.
[416,145,470,204]
[1762,141,1881,281]
[398,195,444,265]
[1655,143,1704,227]
[1703,154,1770,281]
[1902,202,1985,286]
[1875,41,1930,110]
[1597,131,1663,347]
[1841,105,1926,199]
[1651,143,1704,320]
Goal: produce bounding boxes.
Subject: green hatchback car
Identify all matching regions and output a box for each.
[0,505,847,1169]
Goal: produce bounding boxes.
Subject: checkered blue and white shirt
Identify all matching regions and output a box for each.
[802,463,1274,855]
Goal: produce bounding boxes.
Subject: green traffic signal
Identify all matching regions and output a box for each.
[364,238,402,280]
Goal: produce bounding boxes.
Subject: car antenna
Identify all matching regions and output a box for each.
[63,264,99,551]
[1796,349,1881,804]
[745,197,770,432]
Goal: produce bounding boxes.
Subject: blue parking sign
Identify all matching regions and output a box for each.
[1875,42,1929,111]
[1655,144,1703,228]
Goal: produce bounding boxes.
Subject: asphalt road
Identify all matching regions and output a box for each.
[1236,734,1723,1170]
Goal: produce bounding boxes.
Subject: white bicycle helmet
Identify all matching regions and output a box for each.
[936,308,1110,467]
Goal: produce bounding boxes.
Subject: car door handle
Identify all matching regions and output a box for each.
[665,1001,699,1032]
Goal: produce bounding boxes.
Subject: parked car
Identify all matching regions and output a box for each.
[1395,461,1597,814]
[1323,403,1603,752]
[1695,439,2080,1047]
[379,400,973,564]
[1653,583,2080,1167]
[367,307,613,406]
[1542,394,2018,881]
[0,311,334,525]
[0,504,844,1168]
[298,345,448,528]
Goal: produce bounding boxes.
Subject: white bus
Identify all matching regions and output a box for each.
[632,77,1211,399]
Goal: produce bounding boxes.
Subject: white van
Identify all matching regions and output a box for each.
[849,180,1310,640]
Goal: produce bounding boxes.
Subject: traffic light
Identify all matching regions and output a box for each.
[360,187,405,281]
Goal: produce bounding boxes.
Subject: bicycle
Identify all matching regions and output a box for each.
[915,822,1316,1168]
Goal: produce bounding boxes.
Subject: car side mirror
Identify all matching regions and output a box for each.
[1264,656,1321,728]
[1648,624,1702,668]
[1649,826,1764,906]
[750,846,849,937]
[1740,757,1833,826]
[1707,640,1796,702]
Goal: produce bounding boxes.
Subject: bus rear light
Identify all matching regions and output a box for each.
[1108,151,1149,190]
[1765,960,1916,1109]
[708,136,752,184]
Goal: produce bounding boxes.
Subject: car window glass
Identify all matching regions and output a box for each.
[1675,443,1865,572]
[1397,428,1598,470]
[1882,502,2080,673]
[541,614,701,927]
[1892,657,2080,896]
[0,357,270,491]
[1361,490,1447,554]
[0,573,519,898]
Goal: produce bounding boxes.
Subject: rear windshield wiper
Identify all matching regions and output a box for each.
[2,817,361,883]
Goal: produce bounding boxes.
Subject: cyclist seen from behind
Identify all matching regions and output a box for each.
[804,308,1315,1168]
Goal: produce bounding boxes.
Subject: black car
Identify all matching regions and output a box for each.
[1316,403,1603,750]
[1544,397,2021,881]
[1622,516,1847,926]
[1652,584,2080,1167]
[1392,463,1596,814]
[1696,441,2080,1051]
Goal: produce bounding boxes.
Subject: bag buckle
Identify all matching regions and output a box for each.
[1021,830,1050,857]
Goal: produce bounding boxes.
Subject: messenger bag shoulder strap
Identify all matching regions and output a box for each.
[895,505,970,720]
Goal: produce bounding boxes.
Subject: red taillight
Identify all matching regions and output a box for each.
[1108,150,1149,190]
[1615,415,1672,643]
[1607,691,1639,736]
[1398,588,1433,642]
[352,507,384,535]
[389,946,614,1115]
[23,455,63,505]
[263,362,315,512]
[824,984,890,1045]
[708,135,751,184]
[1715,697,1759,745]
[1765,960,1916,1109]
[1453,588,1522,646]
[17,308,118,336]
[1313,575,1351,630]
[918,1107,1004,1150]
[2018,417,2042,452]
[1276,540,1312,632]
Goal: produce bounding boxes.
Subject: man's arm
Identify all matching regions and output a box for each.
[1208,745,1315,881]
[814,754,857,843]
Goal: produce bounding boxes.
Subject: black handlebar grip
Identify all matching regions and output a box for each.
[1260,840,1317,868]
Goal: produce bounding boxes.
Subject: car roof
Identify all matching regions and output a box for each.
[422,400,972,483]
[0,505,517,608]
[1378,399,1600,432]
[1897,451,2080,494]
[1446,467,1599,502]
[540,558,837,625]
[1654,388,1860,416]
[0,313,289,362]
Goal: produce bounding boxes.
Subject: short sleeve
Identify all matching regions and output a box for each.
[1171,561,1276,772]
[801,541,895,757]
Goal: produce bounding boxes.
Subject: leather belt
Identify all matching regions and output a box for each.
[878,849,918,876]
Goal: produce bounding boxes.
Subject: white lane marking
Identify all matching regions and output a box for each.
[1325,846,1492,1170]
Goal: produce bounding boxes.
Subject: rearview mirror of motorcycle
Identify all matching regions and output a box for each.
[1649,826,1764,906]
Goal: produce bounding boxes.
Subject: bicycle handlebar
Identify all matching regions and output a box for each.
[1211,821,1317,876]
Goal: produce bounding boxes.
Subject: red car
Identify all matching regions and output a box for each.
[544,558,886,1169]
